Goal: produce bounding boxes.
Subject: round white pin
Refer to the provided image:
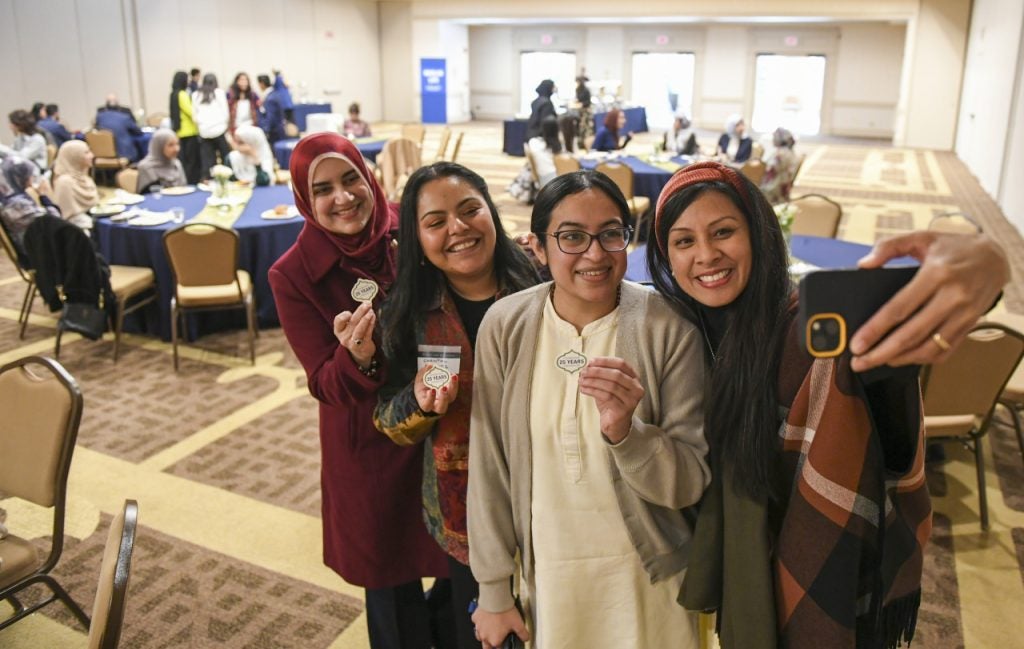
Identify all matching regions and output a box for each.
[423,365,452,390]
[556,350,587,374]
[351,278,379,303]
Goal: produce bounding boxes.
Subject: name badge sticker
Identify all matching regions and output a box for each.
[351,278,379,303]
[556,350,587,374]
[423,365,452,390]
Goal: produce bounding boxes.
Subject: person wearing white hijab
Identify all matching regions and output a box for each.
[52,140,98,231]
[717,114,752,163]
[227,124,275,185]
[136,128,187,193]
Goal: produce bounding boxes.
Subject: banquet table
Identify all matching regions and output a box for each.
[291,102,332,131]
[273,137,386,169]
[625,235,916,283]
[502,106,650,157]
[93,184,303,341]
[579,154,693,202]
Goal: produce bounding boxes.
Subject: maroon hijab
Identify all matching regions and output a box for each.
[290,132,397,283]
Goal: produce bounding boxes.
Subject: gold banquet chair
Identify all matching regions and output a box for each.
[86,499,139,649]
[115,168,139,194]
[787,193,842,238]
[922,323,1024,530]
[739,158,766,185]
[986,313,1024,466]
[449,132,465,164]
[435,127,452,162]
[85,130,130,180]
[553,153,581,176]
[595,161,651,225]
[163,224,257,371]
[0,219,37,339]
[401,123,426,149]
[0,356,89,632]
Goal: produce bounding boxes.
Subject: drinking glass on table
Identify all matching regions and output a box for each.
[171,207,185,224]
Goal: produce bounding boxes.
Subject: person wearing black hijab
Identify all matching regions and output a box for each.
[525,79,557,141]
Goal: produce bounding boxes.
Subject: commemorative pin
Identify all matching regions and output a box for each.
[423,364,453,390]
[351,278,379,303]
[556,349,587,374]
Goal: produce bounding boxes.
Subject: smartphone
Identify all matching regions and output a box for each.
[798,267,918,359]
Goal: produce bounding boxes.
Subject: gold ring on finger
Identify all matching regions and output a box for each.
[931,331,951,351]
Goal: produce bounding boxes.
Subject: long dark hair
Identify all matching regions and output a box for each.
[381,162,540,360]
[540,117,562,154]
[530,169,633,237]
[171,71,188,93]
[198,73,218,104]
[230,72,253,100]
[646,175,791,501]
[603,109,622,137]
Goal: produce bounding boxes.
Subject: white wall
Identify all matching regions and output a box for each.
[1001,57,1024,233]
[0,0,383,145]
[954,0,1024,200]
[379,1,415,122]
[831,24,905,137]
[894,0,971,149]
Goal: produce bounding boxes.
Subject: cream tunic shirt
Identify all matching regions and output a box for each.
[528,295,697,648]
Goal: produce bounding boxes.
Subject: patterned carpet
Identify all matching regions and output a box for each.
[1,122,1023,648]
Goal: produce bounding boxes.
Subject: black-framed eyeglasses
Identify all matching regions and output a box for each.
[544,226,633,254]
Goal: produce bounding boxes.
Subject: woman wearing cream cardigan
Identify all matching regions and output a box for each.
[52,140,99,231]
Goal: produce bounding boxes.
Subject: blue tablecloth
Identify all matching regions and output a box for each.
[291,103,332,131]
[93,184,303,341]
[273,137,386,170]
[625,235,916,283]
[503,107,649,157]
[579,155,692,202]
[594,107,649,135]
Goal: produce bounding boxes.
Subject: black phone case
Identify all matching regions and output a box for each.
[798,267,918,358]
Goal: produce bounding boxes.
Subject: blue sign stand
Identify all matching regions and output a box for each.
[420,58,447,124]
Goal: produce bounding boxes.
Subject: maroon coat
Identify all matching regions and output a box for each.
[269,218,449,588]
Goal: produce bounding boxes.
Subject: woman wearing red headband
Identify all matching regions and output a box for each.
[645,161,1008,648]
[269,133,450,648]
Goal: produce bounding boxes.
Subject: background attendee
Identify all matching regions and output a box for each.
[191,73,232,180]
[227,72,260,138]
[717,114,752,163]
[52,140,98,231]
[343,102,372,138]
[525,79,557,141]
[469,170,708,648]
[38,104,74,147]
[188,67,201,92]
[257,74,287,144]
[135,128,187,193]
[575,71,593,149]
[30,102,47,122]
[269,132,451,649]
[170,70,201,184]
[272,69,295,124]
[1,109,49,171]
[95,97,143,162]
[761,127,799,204]
[227,124,274,185]
[525,117,561,187]
[592,108,632,151]
[98,93,134,118]
[376,162,540,649]
[0,156,60,256]
[668,113,699,156]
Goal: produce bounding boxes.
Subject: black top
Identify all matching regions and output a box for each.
[451,292,496,349]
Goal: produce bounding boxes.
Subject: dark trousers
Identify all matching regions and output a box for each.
[178,135,201,185]
[448,556,480,649]
[366,578,455,649]
[198,134,232,180]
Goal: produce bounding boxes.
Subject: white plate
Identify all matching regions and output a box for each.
[261,206,300,220]
[160,186,196,196]
[129,212,174,226]
[90,204,126,217]
[113,191,145,205]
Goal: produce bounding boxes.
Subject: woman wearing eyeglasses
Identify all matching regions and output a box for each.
[467,170,710,648]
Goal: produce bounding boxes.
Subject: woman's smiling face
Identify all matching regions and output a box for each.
[310,157,373,236]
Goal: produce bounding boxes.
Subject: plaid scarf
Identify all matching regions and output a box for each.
[776,351,930,649]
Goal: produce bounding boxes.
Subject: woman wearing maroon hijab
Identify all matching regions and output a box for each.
[269,133,450,648]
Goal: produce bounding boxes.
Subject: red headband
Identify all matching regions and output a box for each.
[653,161,749,255]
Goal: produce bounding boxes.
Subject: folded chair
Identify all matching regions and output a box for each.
[922,323,1024,530]
[163,223,257,370]
[87,499,139,649]
[0,355,88,632]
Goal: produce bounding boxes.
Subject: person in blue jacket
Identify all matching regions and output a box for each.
[95,104,142,161]
[257,74,287,144]
[38,104,74,147]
